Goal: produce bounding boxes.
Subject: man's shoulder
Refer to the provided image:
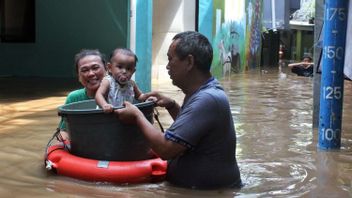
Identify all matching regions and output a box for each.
[197,83,228,107]
[200,81,225,97]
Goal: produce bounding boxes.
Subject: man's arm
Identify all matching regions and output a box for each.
[115,102,186,159]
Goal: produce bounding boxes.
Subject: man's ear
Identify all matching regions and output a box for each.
[186,54,195,71]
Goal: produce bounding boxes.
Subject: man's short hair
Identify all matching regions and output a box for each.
[172,31,213,72]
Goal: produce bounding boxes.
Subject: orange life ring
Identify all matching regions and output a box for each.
[45,143,167,184]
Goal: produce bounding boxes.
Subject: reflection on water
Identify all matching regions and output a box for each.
[1,68,352,197]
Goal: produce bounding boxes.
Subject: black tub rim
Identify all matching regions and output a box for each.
[58,99,155,115]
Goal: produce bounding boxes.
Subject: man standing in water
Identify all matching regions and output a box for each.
[288,54,314,77]
[115,31,241,189]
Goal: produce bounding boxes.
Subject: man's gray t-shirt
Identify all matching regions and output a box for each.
[165,77,241,189]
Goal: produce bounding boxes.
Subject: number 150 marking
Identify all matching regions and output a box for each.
[324,46,344,60]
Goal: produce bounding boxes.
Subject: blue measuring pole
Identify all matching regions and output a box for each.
[318,0,349,149]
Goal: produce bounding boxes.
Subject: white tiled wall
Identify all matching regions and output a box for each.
[152,0,195,80]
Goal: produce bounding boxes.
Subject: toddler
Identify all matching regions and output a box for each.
[95,48,144,113]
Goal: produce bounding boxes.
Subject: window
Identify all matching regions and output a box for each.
[0,0,35,42]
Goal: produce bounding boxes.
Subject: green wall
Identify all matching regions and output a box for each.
[212,0,225,36]
[0,0,129,77]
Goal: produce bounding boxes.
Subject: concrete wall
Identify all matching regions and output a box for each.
[0,0,129,77]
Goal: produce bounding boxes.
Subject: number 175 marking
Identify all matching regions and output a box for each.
[327,8,346,21]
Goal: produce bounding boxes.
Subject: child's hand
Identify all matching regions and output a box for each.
[102,104,114,113]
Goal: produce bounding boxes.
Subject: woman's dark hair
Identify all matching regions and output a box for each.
[172,31,213,72]
[74,49,106,73]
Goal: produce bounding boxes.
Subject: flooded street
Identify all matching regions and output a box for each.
[1,67,352,197]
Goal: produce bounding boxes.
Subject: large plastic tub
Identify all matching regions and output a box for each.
[58,99,154,161]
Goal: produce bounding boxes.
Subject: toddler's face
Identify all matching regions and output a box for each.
[108,53,136,85]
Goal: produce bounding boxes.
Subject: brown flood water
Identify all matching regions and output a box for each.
[1,67,352,197]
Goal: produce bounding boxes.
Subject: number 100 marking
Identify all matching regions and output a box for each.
[321,128,340,141]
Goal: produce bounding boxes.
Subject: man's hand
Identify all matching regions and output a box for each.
[114,101,143,124]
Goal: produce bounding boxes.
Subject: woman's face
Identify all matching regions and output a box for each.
[77,55,106,97]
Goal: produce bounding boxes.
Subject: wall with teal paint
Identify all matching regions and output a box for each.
[135,0,153,92]
[211,0,246,77]
[209,0,262,77]
[198,0,213,43]
[213,0,225,35]
[0,0,129,77]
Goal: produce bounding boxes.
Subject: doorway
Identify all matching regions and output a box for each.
[151,0,196,84]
